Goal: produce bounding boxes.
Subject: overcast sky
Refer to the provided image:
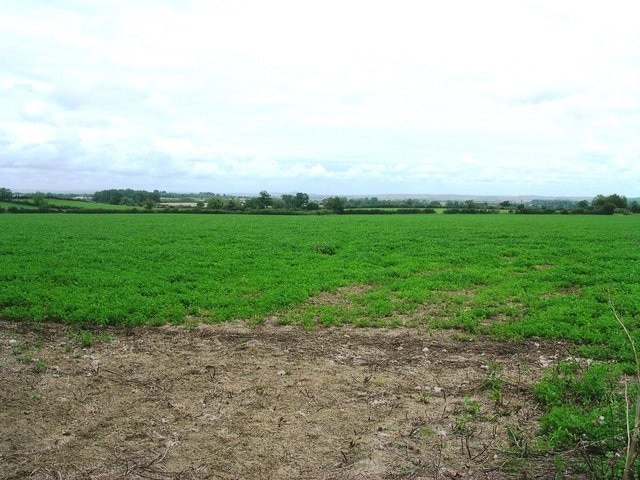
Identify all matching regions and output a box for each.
[1,1,638,196]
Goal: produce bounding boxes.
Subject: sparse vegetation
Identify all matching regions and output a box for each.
[68,329,115,348]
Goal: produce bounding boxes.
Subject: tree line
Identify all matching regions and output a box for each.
[92,189,162,207]
[512,194,638,215]
[0,187,638,215]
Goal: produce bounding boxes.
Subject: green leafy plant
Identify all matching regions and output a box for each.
[481,361,504,406]
[506,422,530,456]
[33,359,47,373]
[68,329,115,348]
[17,354,33,364]
[532,303,640,478]
[454,397,481,436]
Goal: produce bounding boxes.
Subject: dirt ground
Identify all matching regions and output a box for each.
[1,321,575,480]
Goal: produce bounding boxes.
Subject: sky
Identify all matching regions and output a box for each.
[1,1,638,197]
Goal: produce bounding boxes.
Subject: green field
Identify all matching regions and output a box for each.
[2,213,640,471]
[0,201,37,210]
[0,198,133,211]
[1,214,638,349]
[42,198,134,210]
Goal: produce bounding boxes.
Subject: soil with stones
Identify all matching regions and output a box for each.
[1,321,576,480]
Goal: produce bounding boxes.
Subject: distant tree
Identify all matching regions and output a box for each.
[92,189,161,206]
[294,192,309,209]
[281,192,310,210]
[0,187,12,201]
[499,201,511,208]
[143,199,155,210]
[246,190,273,209]
[630,201,640,214]
[280,194,294,210]
[206,198,224,209]
[599,203,616,215]
[571,200,592,214]
[592,194,627,210]
[196,200,205,208]
[271,197,284,209]
[93,189,123,205]
[258,190,273,209]
[33,192,48,210]
[323,196,345,213]
[225,198,244,211]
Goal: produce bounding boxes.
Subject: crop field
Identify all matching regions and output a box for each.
[1,214,638,345]
[2,213,640,478]
[42,198,134,210]
[0,201,37,210]
[0,198,135,212]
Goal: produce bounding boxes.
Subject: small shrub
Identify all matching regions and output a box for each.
[481,362,504,403]
[18,354,33,364]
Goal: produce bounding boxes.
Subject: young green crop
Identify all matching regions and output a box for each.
[0,214,637,340]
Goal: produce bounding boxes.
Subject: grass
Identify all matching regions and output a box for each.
[67,328,116,347]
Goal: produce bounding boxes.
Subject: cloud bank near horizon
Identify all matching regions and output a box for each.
[1,1,639,196]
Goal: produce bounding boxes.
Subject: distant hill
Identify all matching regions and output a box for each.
[343,194,594,203]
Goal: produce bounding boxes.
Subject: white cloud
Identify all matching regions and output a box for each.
[4,122,56,146]
[0,0,639,195]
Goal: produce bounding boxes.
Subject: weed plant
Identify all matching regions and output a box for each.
[532,305,640,478]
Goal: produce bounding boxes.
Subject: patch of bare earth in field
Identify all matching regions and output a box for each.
[1,321,573,480]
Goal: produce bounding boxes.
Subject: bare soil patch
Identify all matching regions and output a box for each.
[304,285,373,308]
[1,321,573,479]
